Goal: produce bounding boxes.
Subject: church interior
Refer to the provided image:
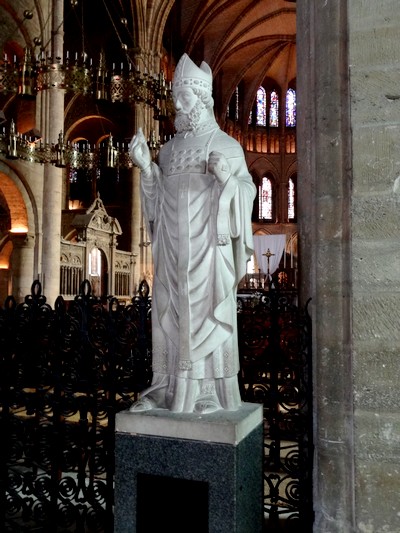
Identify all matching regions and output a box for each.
[0,0,297,305]
[1,1,399,532]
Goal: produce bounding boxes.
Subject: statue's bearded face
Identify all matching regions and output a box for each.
[173,87,206,132]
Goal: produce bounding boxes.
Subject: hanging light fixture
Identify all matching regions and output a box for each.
[6,119,18,159]
[0,4,172,169]
[0,121,136,170]
[0,48,171,116]
[55,131,67,168]
[105,134,116,168]
[18,48,36,98]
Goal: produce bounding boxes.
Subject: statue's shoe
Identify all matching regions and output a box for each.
[194,397,221,414]
[129,396,155,412]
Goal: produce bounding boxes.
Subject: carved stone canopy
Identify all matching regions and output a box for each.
[71,194,122,239]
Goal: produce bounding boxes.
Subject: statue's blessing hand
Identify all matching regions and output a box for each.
[128,127,151,171]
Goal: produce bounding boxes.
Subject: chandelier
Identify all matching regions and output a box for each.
[0,45,168,168]
[0,119,162,169]
[0,47,172,120]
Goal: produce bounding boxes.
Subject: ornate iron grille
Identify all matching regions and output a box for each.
[0,280,152,532]
[238,290,313,531]
[0,282,312,532]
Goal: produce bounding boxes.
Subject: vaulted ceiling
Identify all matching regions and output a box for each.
[164,0,296,121]
[0,0,296,131]
[62,0,296,125]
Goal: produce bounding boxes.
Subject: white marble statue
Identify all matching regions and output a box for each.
[128,53,256,414]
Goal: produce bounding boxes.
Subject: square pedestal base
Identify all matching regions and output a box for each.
[114,402,263,533]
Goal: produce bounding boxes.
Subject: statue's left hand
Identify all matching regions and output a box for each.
[208,151,230,184]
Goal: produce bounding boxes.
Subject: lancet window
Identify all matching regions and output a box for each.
[288,176,296,221]
[286,88,296,127]
[259,175,273,220]
[269,90,279,127]
[227,86,240,121]
[256,87,267,126]
[248,86,279,127]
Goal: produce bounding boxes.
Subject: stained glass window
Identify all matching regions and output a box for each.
[227,86,240,121]
[286,88,296,127]
[249,87,280,127]
[259,176,273,220]
[235,86,239,121]
[288,177,295,220]
[256,86,266,126]
[269,90,279,127]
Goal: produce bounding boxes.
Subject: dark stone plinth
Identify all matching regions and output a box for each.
[114,402,263,533]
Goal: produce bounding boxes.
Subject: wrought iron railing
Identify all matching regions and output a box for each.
[238,290,313,531]
[0,280,152,532]
[0,281,312,532]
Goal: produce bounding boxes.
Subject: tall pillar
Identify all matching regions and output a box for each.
[297,1,354,531]
[41,0,64,305]
[130,165,142,280]
[129,50,160,293]
[9,232,35,302]
[130,101,147,292]
[109,234,117,296]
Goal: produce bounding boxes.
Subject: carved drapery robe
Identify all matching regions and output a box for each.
[140,122,256,411]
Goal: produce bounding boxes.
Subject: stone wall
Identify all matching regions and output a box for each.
[349,1,400,532]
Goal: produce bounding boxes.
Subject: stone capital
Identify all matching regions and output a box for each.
[8,231,35,249]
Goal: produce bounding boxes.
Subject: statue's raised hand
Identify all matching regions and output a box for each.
[208,151,230,184]
[128,128,151,171]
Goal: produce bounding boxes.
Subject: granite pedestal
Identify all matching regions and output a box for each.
[114,402,263,533]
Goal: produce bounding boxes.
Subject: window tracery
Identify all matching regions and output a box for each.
[286,88,296,127]
[288,176,296,220]
[259,176,273,220]
[269,90,279,127]
[256,86,267,126]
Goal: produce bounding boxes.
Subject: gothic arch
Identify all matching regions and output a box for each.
[0,239,13,269]
[0,163,36,234]
[65,115,117,145]
[248,155,279,178]
[285,159,297,180]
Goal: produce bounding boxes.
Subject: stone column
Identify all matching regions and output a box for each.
[130,252,138,295]
[297,1,354,531]
[129,51,160,292]
[9,232,35,302]
[130,99,151,291]
[41,0,64,306]
[109,234,117,296]
[130,165,142,283]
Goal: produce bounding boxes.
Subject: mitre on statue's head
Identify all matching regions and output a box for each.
[173,53,213,94]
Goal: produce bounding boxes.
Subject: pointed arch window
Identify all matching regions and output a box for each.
[235,86,239,121]
[248,87,279,127]
[256,87,267,126]
[259,175,273,220]
[227,86,240,121]
[288,176,296,220]
[269,90,279,127]
[286,88,296,127]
